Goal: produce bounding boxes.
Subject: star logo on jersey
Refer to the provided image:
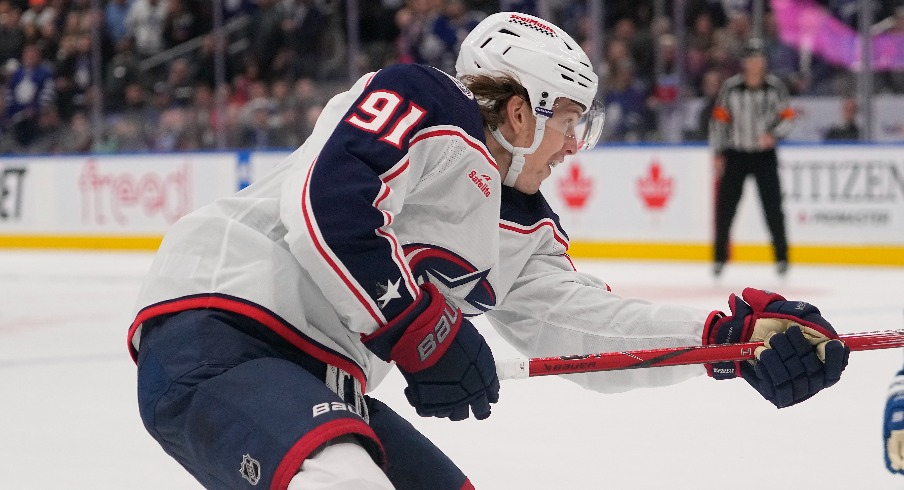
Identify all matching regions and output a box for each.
[403,243,496,316]
[423,268,493,309]
[376,278,402,308]
[239,454,261,486]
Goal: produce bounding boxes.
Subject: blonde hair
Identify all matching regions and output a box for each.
[459,73,529,130]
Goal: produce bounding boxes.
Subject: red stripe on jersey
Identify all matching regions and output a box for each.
[271,418,384,490]
[301,159,385,325]
[373,184,391,210]
[377,226,419,298]
[410,128,497,170]
[499,219,569,249]
[406,245,473,271]
[364,71,378,87]
[381,159,410,183]
[374,185,394,227]
[563,253,577,271]
[373,184,419,299]
[127,295,367,388]
[460,479,476,490]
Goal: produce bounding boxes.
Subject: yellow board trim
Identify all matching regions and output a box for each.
[1,235,903,267]
[567,241,904,267]
[0,235,163,251]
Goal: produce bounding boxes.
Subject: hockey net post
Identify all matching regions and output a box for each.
[496,329,904,381]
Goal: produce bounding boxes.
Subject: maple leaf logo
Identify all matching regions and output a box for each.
[637,160,673,210]
[557,162,592,209]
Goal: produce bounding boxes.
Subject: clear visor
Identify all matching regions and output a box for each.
[542,99,606,151]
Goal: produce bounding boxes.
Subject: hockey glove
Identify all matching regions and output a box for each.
[884,370,904,474]
[702,288,850,408]
[362,282,499,421]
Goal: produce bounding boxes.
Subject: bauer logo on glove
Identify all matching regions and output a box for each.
[362,283,500,421]
[702,288,851,408]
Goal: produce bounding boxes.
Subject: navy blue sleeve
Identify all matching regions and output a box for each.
[305,64,484,324]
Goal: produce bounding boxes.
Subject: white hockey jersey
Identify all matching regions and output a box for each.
[129,64,709,394]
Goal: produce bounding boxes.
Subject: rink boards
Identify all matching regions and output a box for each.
[0,145,902,265]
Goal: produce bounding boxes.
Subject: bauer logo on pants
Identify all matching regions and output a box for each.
[240,454,261,485]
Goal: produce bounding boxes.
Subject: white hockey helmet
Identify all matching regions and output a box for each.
[456,12,604,186]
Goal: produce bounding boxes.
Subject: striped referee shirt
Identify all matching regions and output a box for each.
[709,73,795,153]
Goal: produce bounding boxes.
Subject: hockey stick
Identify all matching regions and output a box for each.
[496,329,904,381]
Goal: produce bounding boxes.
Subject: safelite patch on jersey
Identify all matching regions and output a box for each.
[468,169,492,198]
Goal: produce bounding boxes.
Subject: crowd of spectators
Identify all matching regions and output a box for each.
[0,0,901,154]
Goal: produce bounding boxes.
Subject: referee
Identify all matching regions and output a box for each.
[709,38,795,277]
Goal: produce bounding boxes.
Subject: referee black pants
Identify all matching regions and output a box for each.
[714,149,788,264]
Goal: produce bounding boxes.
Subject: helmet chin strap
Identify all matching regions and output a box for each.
[492,115,548,187]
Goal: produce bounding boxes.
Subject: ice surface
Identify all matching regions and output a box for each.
[1,250,902,489]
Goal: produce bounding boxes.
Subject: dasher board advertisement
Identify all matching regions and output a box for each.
[0,153,235,248]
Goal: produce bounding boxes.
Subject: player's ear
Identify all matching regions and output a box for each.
[503,96,531,135]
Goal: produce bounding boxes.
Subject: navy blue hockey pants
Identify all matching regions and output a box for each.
[136,308,472,490]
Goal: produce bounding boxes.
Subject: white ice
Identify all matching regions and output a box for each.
[1,250,903,489]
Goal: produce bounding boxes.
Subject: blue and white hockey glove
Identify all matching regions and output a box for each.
[702,288,849,408]
[362,282,499,421]
[884,370,904,474]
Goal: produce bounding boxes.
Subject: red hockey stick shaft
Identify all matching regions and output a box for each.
[496,329,904,380]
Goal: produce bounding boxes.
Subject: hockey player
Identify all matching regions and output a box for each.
[129,12,850,490]
[884,368,904,474]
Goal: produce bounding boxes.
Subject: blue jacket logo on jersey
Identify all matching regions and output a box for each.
[403,243,496,317]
